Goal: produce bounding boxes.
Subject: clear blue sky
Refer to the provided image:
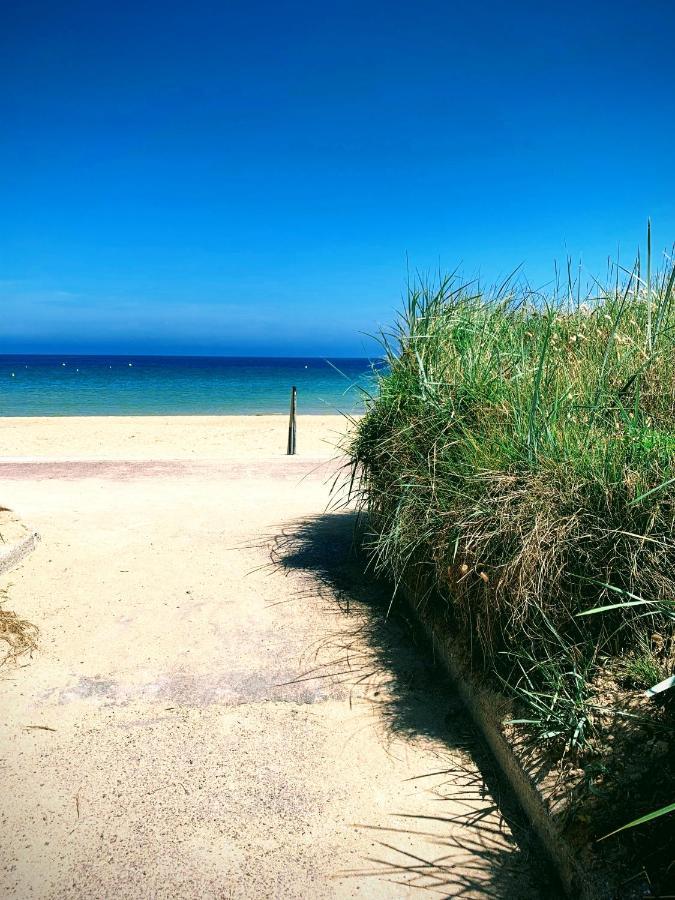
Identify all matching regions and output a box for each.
[2,1,674,356]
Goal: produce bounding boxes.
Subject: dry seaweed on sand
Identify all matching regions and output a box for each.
[0,589,38,668]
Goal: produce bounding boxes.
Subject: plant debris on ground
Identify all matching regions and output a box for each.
[0,588,38,668]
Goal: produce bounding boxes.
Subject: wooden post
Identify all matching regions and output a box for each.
[287,386,297,455]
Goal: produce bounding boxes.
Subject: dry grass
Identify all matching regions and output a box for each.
[0,589,38,668]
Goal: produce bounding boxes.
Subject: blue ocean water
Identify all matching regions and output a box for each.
[0,355,379,416]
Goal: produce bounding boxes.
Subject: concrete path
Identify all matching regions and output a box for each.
[0,456,553,898]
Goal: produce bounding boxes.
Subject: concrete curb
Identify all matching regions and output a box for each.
[0,530,41,577]
[400,583,622,900]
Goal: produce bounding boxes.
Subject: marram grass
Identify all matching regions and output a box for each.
[345,246,675,756]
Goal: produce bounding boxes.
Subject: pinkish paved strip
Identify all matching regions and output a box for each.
[0,457,342,482]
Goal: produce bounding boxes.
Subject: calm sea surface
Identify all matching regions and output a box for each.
[0,355,379,416]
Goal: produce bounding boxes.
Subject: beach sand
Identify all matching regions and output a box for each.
[0,416,546,898]
[0,415,348,460]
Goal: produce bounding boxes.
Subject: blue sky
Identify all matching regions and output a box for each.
[2,0,675,356]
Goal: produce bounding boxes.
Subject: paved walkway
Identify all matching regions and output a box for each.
[0,456,552,898]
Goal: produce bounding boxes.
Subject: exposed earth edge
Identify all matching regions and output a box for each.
[399,581,638,900]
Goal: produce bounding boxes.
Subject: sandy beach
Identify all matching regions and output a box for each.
[0,416,547,898]
[0,415,348,460]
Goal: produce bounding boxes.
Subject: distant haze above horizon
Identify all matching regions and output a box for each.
[3,0,675,356]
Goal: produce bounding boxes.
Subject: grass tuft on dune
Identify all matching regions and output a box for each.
[344,238,675,865]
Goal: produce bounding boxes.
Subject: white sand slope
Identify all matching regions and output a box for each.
[0,417,548,898]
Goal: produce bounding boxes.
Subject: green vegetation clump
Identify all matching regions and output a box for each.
[347,246,675,764]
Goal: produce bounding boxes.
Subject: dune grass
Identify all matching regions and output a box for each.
[345,239,675,759]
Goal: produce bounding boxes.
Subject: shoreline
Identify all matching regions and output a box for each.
[0,412,355,418]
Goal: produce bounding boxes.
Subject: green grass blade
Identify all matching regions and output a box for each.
[599,802,675,841]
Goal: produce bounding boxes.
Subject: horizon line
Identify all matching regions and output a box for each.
[0,352,383,361]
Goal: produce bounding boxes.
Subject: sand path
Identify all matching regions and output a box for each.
[0,417,552,898]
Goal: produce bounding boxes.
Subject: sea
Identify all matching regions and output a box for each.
[0,355,379,416]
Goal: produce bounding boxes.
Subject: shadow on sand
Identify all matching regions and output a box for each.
[269,510,562,898]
